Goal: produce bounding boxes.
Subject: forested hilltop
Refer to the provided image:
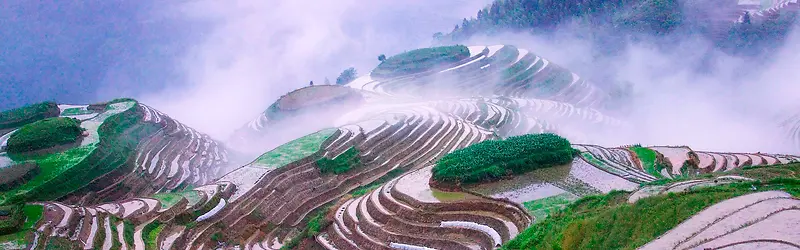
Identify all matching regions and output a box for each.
[436,0,799,56]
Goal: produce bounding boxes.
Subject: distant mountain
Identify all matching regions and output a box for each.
[436,0,799,56]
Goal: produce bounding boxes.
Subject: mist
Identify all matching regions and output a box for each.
[459,17,800,154]
[127,0,800,155]
[134,0,490,141]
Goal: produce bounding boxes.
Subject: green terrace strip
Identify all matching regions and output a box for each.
[253,128,337,169]
[371,45,470,78]
[628,146,665,178]
[5,117,85,154]
[0,100,149,205]
[21,204,42,230]
[60,107,94,116]
[503,176,800,250]
[0,101,60,130]
[317,146,361,174]
[523,193,578,222]
[143,221,165,250]
[152,193,186,209]
[646,162,800,186]
[433,133,578,185]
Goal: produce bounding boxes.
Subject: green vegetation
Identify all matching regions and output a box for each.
[109,217,121,250]
[0,100,157,206]
[0,230,31,249]
[143,221,165,249]
[0,204,23,235]
[317,146,361,175]
[152,193,185,209]
[372,45,470,78]
[280,205,332,250]
[336,67,358,85]
[254,128,337,168]
[21,205,42,229]
[628,146,665,178]
[61,107,94,116]
[0,101,60,130]
[522,193,577,222]
[504,176,800,249]
[123,220,135,247]
[433,133,578,185]
[6,117,85,154]
[350,168,405,197]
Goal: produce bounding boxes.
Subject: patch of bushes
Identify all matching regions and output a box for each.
[504,178,800,249]
[0,204,24,235]
[0,101,60,130]
[317,146,361,174]
[5,117,84,155]
[336,67,358,85]
[433,133,578,185]
[371,45,470,78]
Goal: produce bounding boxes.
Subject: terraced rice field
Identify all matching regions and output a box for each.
[4,44,800,249]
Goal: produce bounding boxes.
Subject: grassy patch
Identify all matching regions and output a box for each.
[504,178,800,250]
[61,107,94,116]
[372,45,470,78]
[123,220,135,247]
[629,146,665,178]
[6,117,85,154]
[143,221,164,249]
[151,193,185,209]
[317,146,360,175]
[0,102,60,130]
[350,168,405,197]
[0,230,32,249]
[433,133,578,185]
[254,128,337,169]
[280,205,332,250]
[21,204,43,229]
[523,193,578,222]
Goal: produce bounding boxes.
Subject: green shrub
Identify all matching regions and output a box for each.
[336,67,358,85]
[433,133,578,185]
[0,204,24,235]
[317,146,360,174]
[0,102,60,130]
[5,117,84,154]
[372,45,470,78]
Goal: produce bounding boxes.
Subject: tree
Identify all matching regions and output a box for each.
[378,54,386,61]
[336,67,358,85]
[324,77,331,85]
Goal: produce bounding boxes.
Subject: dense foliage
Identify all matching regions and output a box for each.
[0,102,60,130]
[439,0,797,56]
[442,0,682,41]
[336,67,358,85]
[371,45,470,78]
[317,146,360,174]
[5,117,84,154]
[0,204,24,235]
[433,133,578,185]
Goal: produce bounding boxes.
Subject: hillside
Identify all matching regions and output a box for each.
[437,0,799,56]
[0,44,799,249]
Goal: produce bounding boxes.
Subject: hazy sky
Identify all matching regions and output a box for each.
[0,0,488,113]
